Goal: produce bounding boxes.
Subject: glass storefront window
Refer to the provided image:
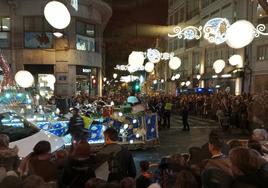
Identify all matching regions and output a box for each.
[76,21,95,52]
[0,17,10,48]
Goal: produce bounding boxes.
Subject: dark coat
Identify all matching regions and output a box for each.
[0,146,19,171]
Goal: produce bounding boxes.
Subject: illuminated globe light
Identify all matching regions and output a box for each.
[175,74,180,79]
[128,51,145,67]
[186,81,191,86]
[153,80,157,84]
[181,82,185,86]
[171,76,175,81]
[229,54,243,66]
[226,20,256,49]
[123,124,129,129]
[15,70,34,88]
[146,48,161,63]
[44,1,71,30]
[213,59,226,74]
[144,62,155,72]
[196,75,201,80]
[113,73,118,79]
[169,57,181,70]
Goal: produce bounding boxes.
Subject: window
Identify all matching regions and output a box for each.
[201,0,210,8]
[0,17,11,48]
[24,17,53,48]
[174,10,179,25]
[186,0,199,20]
[257,45,268,61]
[76,21,95,52]
[179,7,185,23]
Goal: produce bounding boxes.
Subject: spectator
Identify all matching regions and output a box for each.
[229,147,268,188]
[120,177,135,188]
[21,175,51,188]
[85,178,106,188]
[136,160,152,188]
[0,134,19,172]
[228,139,242,150]
[60,139,96,188]
[147,183,161,188]
[18,141,57,182]
[0,174,22,188]
[174,170,198,188]
[251,129,268,154]
[97,128,136,182]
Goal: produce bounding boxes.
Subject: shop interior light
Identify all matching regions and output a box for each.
[161,79,164,83]
[229,54,243,66]
[186,81,191,86]
[221,74,232,78]
[144,62,154,72]
[175,74,180,79]
[196,75,201,80]
[213,59,225,73]
[216,85,221,88]
[53,32,63,38]
[44,1,71,30]
[169,56,181,70]
[171,76,176,81]
[181,82,185,86]
[212,75,218,78]
[113,73,118,79]
[153,80,157,84]
[103,77,107,82]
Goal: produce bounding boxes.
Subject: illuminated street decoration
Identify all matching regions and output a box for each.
[169,57,181,70]
[146,48,161,63]
[168,26,202,40]
[213,59,226,74]
[15,70,34,88]
[144,62,155,73]
[229,54,243,66]
[203,18,230,44]
[71,0,78,11]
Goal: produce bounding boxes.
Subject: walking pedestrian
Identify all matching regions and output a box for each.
[182,101,190,131]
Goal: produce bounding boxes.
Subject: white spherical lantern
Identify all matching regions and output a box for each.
[144,62,154,72]
[229,54,243,66]
[186,81,191,86]
[169,57,181,70]
[226,20,255,49]
[15,70,34,88]
[128,51,145,67]
[213,59,225,73]
[44,1,71,30]
[196,75,201,80]
[171,76,175,81]
[181,82,185,86]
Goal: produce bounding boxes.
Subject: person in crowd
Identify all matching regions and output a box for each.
[163,98,172,129]
[228,139,242,150]
[155,98,165,130]
[67,107,86,144]
[85,178,106,188]
[120,177,135,188]
[251,129,268,154]
[229,147,268,188]
[0,174,22,188]
[147,183,161,188]
[181,101,190,131]
[18,141,57,182]
[60,138,96,188]
[21,175,52,188]
[0,134,19,172]
[202,129,232,176]
[174,170,199,188]
[97,128,136,182]
[136,160,152,188]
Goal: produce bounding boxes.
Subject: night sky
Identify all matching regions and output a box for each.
[103,0,168,79]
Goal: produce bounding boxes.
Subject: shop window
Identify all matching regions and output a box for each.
[24,17,53,48]
[76,21,95,52]
[257,45,268,61]
[0,17,11,48]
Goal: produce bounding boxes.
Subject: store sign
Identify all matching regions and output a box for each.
[76,65,91,75]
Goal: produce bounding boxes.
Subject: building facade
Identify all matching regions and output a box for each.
[0,0,112,97]
[168,0,268,95]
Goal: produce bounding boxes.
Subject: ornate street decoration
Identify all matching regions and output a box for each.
[168,26,202,40]
[203,18,230,44]
[146,48,161,63]
[254,24,268,37]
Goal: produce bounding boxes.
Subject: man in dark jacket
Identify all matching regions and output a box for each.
[97,128,136,182]
[67,107,86,144]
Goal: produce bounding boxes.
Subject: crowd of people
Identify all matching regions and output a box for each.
[0,126,268,188]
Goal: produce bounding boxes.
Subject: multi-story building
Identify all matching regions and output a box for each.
[0,0,112,97]
[168,0,268,95]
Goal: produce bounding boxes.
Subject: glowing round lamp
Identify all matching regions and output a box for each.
[186,81,191,86]
[175,74,180,79]
[47,74,56,84]
[128,51,144,67]
[53,32,63,38]
[171,76,175,81]
[144,62,154,72]
[169,57,181,70]
[103,77,107,82]
[181,82,185,86]
[196,75,201,80]
[44,1,71,30]
[15,70,34,88]
[229,54,243,66]
[226,20,255,49]
[113,73,118,79]
[213,59,225,73]
[153,80,157,84]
